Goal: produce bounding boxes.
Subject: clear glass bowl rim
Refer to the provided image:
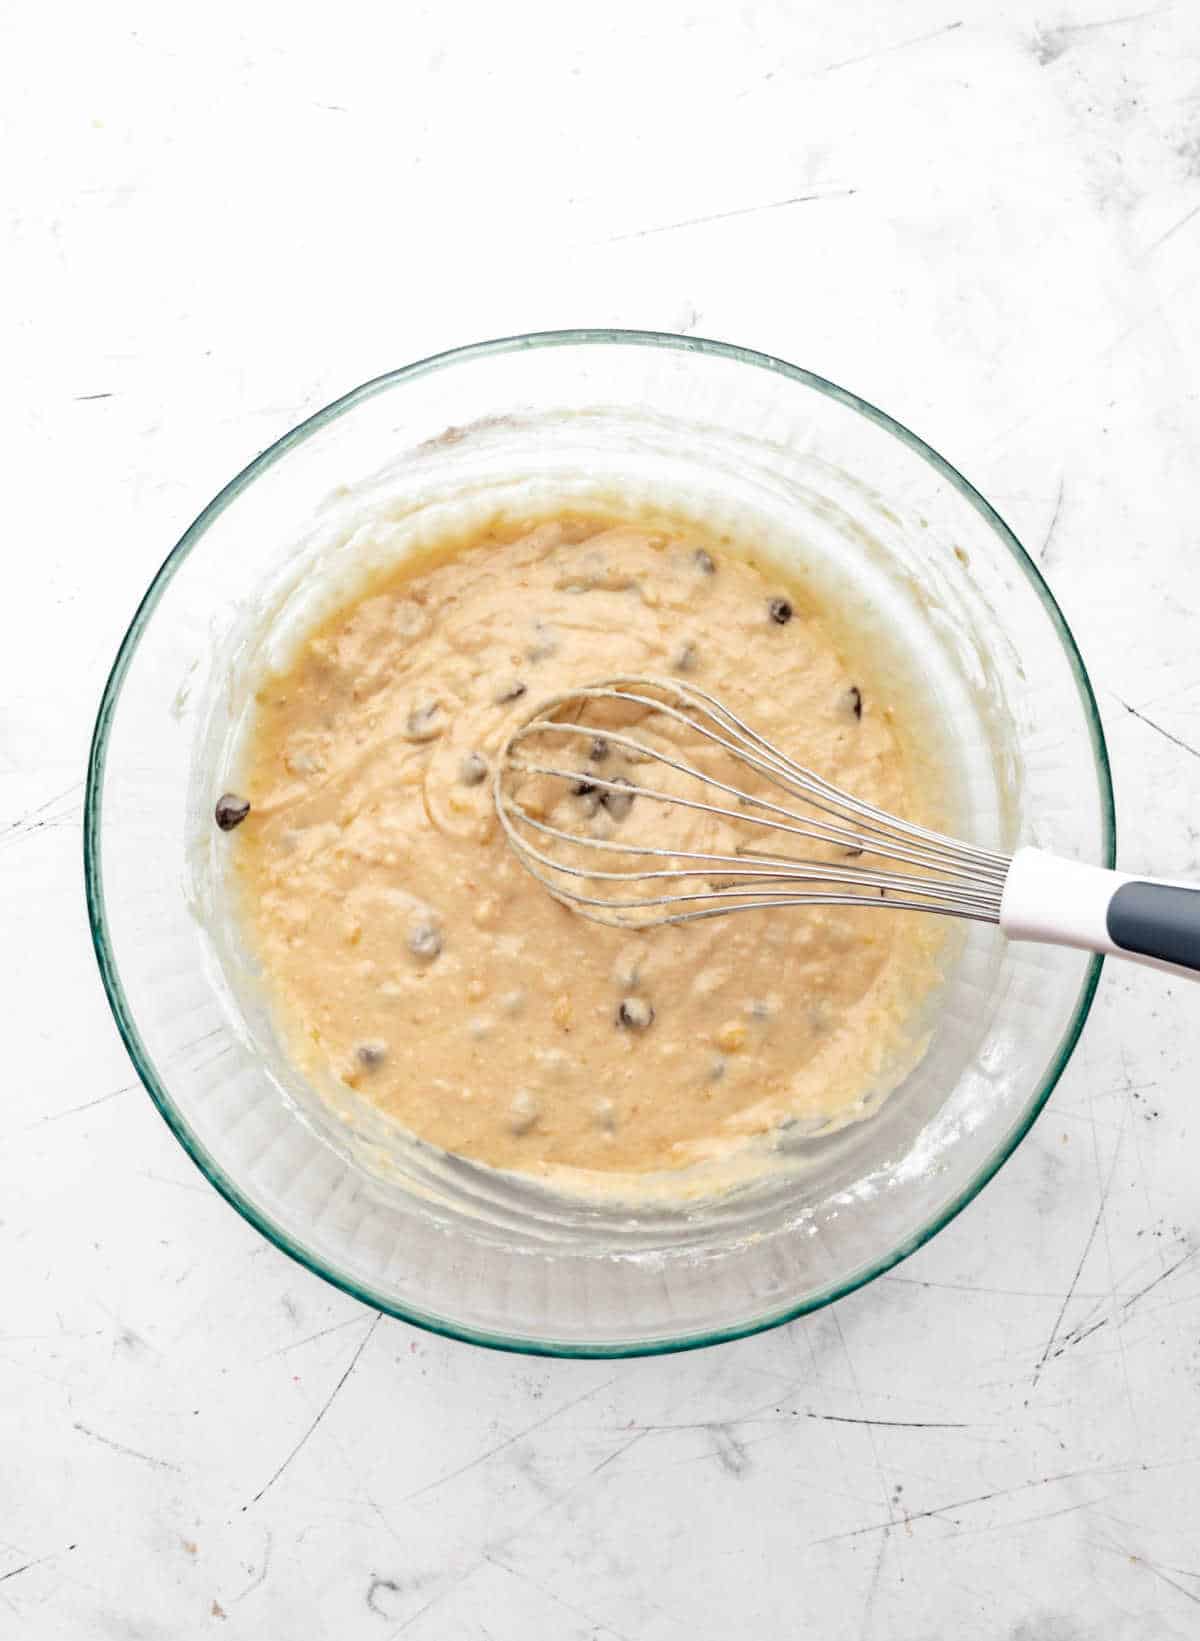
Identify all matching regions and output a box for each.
[84,328,1116,1358]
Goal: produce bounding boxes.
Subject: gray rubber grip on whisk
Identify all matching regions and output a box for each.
[1107,881,1200,973]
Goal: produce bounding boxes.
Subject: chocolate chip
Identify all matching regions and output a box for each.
[601,776,636,820]
[847,685,863,719]
[693,547,716,575]
[407,922,443,962]
[841,845,864,859]
[588,737,610,762]
[405,702,442,741]
[459,752,489,786]
[573,778,601,817]
[768,597,793,625]
[617,997,654,1030]
[214,793,251,831]
[494,679,527,704]
[355,1040,387,1069]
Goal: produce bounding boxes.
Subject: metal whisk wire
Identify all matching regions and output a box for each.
[495,677,1011,930]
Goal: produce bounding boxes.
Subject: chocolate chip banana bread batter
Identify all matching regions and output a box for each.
[227,515,943,1179]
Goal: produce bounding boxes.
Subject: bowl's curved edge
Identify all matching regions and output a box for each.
[83,328,1115,1357]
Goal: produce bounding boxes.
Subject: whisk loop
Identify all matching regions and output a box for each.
[495,677,1011,930]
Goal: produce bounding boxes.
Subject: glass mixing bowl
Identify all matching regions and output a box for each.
[85,331,1113,1356]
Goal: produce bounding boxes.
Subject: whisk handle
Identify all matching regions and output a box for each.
[1001,847,1200,980]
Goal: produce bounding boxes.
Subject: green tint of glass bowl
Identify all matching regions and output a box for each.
[85,331,1114,1357]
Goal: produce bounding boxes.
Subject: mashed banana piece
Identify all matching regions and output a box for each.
[230,515,942,1178]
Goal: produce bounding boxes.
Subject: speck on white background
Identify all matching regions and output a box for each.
[3,2,1200,1637]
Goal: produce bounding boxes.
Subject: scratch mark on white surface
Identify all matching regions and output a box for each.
[482,1553,636,1641]
[399,1375,617,1503]
[1160,1564,1200,1582]
[1144,199,1200,255]
[386,1590,445,1637]
[0,1327,104,1345]
[385,1561,483,1639]
[885,1273,1111,1299]
[73,391,114,401]
[1092,1098,1141,1442]
[0,781,84,844]
[965,1496,1135,1542]
[136,1168,212,1197]
[946,1492,1119,1540]
[1051,1243,1197,1359]
[1030,1099,1128,1392]
[825,19,963,73]
[857,1528,889,1640]
[250,1312,381,1504]
[26,1082,136,1129]
[0,1553,53,1584]
[1133,1560,1200,1609]
[619,1367,854,1446]
[485,1426,654,1572]
[1092,1538,1200,1610]
[732,19,962,98]
[832,1311,896,1526]
[73,1420,180,1472]
[372,1463,643,1641]
[262,1315,366,1359]
[607,188,856,243]
[1038,476,1066,563]
[0,1350,74,1392]
[812,1458,1187,1546]
[1135,676,1200,715]
[557,1426,648,1491]
[1033,8,1168,64]
[981,271,1197,458]
[228,1530,272,1605]
[662,1426,959,1481]
[806,1412,968,1430]
[1113,695,1200,761]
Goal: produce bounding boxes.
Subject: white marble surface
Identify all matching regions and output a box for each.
[4,2,1200,1636]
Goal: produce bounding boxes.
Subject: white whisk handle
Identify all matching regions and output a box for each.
[1001,847,1200,979]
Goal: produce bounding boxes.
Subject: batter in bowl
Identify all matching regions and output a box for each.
[225,514,944,1181]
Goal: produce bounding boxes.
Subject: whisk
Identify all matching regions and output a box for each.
[495,676,1200,979]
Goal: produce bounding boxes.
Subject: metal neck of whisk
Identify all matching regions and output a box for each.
[495,676,1010,930]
